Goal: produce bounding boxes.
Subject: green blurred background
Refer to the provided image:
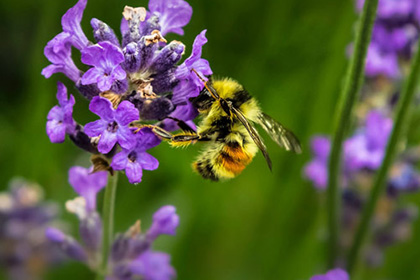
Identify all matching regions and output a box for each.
[1,0,420,279]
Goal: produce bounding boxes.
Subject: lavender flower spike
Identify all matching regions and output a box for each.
[310,268,349,280]
[147,205,179,240]
[46,82,76,143]
[148,0,193,36]
[111,129,160,184]
[46,227,88,262]
[81,41,127,92]
[84,96,139,153]
[68,166,108,211]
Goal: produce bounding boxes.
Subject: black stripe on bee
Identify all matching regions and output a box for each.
[194,160,218,181]
[227,90,252,108]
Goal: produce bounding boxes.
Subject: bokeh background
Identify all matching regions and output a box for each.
[1,0,420,279]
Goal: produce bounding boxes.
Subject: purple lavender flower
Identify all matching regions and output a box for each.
[81,42,127,92]
[111,129,160,184]
[42,0,89,81]
[84,96,139,154]
[68,166,108,211]
[42,33,81,82]
[129,251,176,280]
[173,29,213,105]
[61,0,89,50]
[357,0,414,19]
[304,136,330,189]
[147,205,179,240]
[364,43,400,78]
[310,268,349,280]
[45,227,88,261]
[43,0,213,184]
[0,179,63,280]
[46,82,77,143]
[148,0,193,36]
[345,111,393,171]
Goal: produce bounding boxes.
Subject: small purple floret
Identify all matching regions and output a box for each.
[304,136,331,189]
[111,129,160,184]
[130,251,176,280]
[310,268,349,280]
[148,0,193,36]
[68,166,108,211]
[81,41,127,92]
[84,97,139,154]
[345,111,393,171]
[46,82,77,143]
[147,205,179,240]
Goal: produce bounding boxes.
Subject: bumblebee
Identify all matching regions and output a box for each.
[152,70,302,181]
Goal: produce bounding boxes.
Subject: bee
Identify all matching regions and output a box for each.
[151,70,302,181]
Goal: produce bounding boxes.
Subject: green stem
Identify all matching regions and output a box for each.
[96,172,119,279]
[326,0,378,267]
[347,43,420,274]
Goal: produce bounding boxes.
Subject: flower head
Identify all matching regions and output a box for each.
[84,97,139,153]
[46,82,77,143]
[111,128,160,184]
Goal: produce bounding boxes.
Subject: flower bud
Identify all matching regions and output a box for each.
[91,18,120,46]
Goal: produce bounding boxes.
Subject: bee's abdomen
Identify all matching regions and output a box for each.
[193,141,253,181]
[193,160,219,181]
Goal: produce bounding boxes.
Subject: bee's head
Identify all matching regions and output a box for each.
[189,88,214,112]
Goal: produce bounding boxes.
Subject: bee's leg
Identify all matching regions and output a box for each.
[148,125,203,147]
[165,117,196,133]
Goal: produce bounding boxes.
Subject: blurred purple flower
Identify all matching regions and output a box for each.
[45,227,88,262]
[130,251,176,280]
[68,166,108,211]
[84,97,139,153]
[357,0,414,20]
[81,42,127,92]
[111,129,160,184]
[365,43,400,78]
[0,179,63,280]
[389,163,420,194]
[345,111,393,171]
[310,268,349,280]
[148,0,192,36]
[46,82,77,143]
[147,205,179,240]
[304,136,331,189]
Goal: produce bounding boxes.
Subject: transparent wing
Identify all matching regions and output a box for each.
[229,105,273,171]
[257,112,302,154]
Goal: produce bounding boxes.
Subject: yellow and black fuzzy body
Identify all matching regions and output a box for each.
[190,79,262,180]
[151,75,301,181]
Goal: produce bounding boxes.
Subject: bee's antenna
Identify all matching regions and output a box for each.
[191,68,220,100]
[191,68,207,83]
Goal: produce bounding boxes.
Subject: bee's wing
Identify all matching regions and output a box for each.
[257,112,302,154]
[229,105,273,171]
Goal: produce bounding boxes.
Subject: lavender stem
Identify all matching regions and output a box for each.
[96,171,119,279]
[326,0,378,267]
[347,41,420,274]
